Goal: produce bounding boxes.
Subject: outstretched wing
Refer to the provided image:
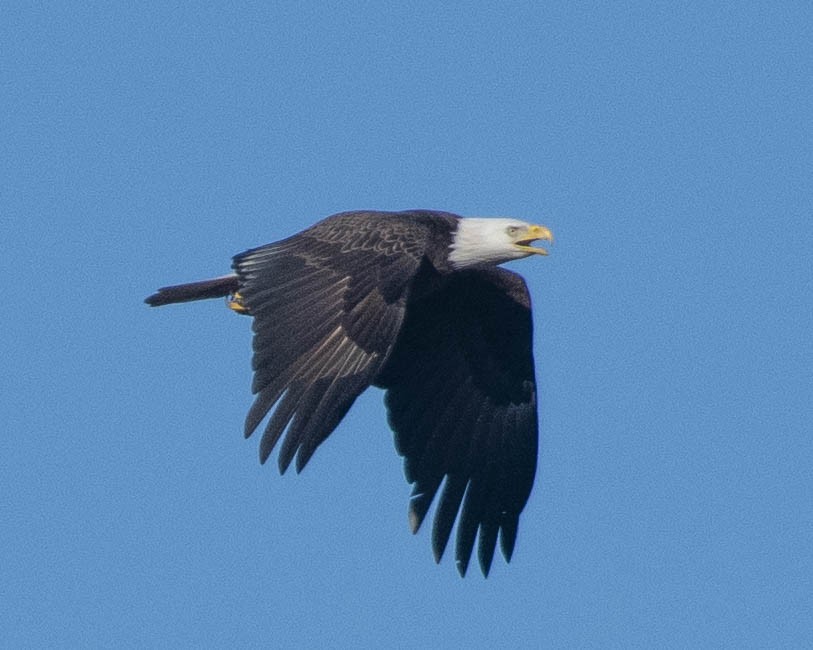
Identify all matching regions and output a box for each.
[377,267,538,577]
[233,212,430,473]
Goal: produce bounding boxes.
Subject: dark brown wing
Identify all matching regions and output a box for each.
[376,267,538,577]
[232,212,431,473]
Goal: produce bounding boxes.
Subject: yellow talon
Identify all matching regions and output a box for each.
[227,292,249,315]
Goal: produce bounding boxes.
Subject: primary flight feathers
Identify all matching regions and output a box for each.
[146,209,552,576]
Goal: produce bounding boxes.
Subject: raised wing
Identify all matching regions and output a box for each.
[233,212,429,473]
[377,267,538,576]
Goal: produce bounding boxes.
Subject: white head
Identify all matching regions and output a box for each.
[448,218,554,269]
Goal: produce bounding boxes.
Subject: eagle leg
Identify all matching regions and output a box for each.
[227,292,250,315]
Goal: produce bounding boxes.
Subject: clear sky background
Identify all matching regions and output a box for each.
[3,3,811,647]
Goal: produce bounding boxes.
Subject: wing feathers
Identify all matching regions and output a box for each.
[259,387,303,464]
[379,267,538,576]
[431,474,468,563]
[232,214,426,475]
[257,325,376,470]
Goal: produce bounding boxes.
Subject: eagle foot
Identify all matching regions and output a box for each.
[227,292,249,315]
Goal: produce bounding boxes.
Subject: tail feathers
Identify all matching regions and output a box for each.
[145,274,239,307]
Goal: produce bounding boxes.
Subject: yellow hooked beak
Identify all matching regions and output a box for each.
[515,224,554,256]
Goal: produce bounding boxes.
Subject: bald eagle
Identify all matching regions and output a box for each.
[146,210,553,576]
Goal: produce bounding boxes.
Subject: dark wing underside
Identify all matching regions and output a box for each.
[376,267,538,577]
[232,212,429,474]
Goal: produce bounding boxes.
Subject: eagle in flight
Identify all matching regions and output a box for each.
[146,210,553,576]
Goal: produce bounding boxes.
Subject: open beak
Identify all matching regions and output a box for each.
[515,224,554,256]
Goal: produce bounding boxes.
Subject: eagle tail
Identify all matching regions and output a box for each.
[145,274,239,307]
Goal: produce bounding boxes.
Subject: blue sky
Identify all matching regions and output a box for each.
[2,3,811,647]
